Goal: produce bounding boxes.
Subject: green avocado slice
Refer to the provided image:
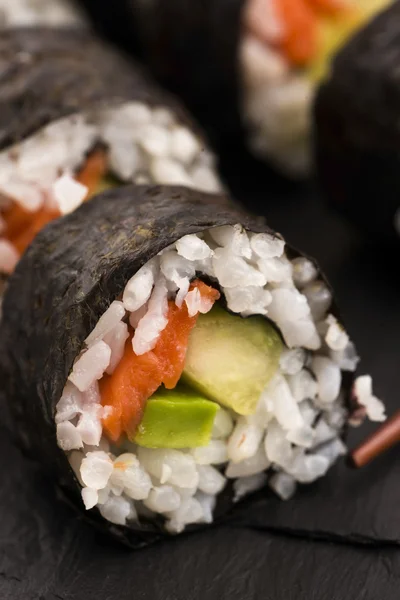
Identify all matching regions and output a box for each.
[134,387,219,449]
[182,305,283,416]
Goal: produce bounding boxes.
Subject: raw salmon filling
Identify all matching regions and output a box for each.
[56,225,385,533]
[99,281,220,443]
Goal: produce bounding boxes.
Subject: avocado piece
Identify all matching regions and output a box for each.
[182,305,283,416]
[134,387,219,449]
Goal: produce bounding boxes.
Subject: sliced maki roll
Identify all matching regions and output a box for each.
[78,0,390,176]
[0,185,384,544]
[0,27,220,276]
[314,2,400,244]
[240,0,391,174]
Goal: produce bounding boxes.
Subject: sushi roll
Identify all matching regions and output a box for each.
[0,184,384,544]
[78,0,390,177]
[0,27,221,277]
[314,2,400,244]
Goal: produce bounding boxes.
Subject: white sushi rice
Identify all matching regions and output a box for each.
[352,375,386,422]
[56,225,385,533]
[0,0,84,27]
[0,102,221,274]
[240,35,313,176]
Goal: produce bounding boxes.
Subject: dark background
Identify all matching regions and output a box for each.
[1,141,399,599]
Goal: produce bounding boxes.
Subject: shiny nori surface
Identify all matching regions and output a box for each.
[0,184,353,547]
[76,0,245,147]
[314,2,400,244]
[0,26,196,150]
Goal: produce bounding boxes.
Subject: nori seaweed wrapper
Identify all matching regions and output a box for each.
[0,184,355,548]
[76,0,245,147]
[314,2,400,245]
[0,26,200,151]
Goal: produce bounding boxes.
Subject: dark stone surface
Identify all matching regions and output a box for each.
[1,420,400,600]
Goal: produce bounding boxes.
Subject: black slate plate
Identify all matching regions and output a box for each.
[1,421,400,600]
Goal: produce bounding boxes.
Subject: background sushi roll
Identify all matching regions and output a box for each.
[314,2,400,245]
[0,184,384,546]
[77,0,390,177]
[0,27,221,277]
